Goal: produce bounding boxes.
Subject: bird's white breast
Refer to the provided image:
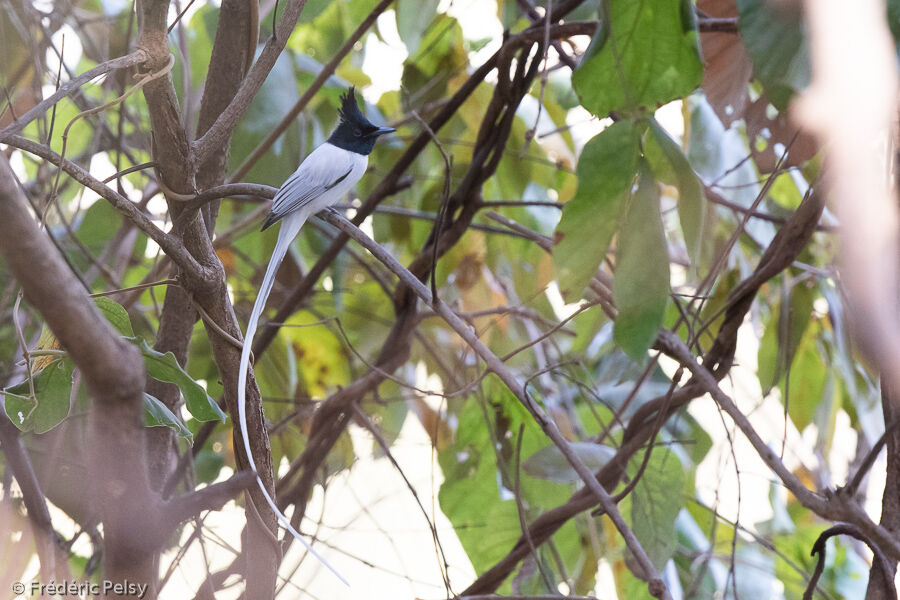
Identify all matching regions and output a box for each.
[301,143,368,215]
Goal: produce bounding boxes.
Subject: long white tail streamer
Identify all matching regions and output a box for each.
[236,209,348,586]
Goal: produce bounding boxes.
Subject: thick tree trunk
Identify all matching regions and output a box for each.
[0,154,159,597]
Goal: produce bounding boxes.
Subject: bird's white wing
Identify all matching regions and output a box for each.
[264,143,360,228]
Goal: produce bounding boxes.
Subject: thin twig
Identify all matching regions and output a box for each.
[657,328,900,561]
[167,0,198,34]
[4,135,206,278]
[411,109,453,304]
[191,0,311,167]
[841,416,900,497]
[0,49,148,138]
[48,54,175,212]
[352,405,454,593]
[513,423,556,592]
[802,523,896,600]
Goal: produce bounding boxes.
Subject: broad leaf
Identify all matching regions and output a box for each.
[194,447,226,484]
[143,393,193,443]
[625,450,685,570]
[133,338,226,422]
[758,278,816,395]
[573,0,703,116]
[645,118,706,270]
[614,165,670,359]
[93,297,134,337]
[396,0,440,54]
[3,360,74,433]
[554,119,641,302]
[783,322,827,430]
[736,0,810,108]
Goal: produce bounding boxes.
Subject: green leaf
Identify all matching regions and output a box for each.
[572,0,703,116]
[438,383,575,578]
[625,450,685,571]
[758,278,816,395]
[143,393,193,443]
[438,397,524,572]
[281,311,349,398]
[554,119,641,301]
[400,14,467,105]
[229,49,302,186]
[75,201,125,263]
[695,269,740,353]
[614,165,670,359]
[3,360,74,433]
[736,0,810,108]
[194,447,225,484]
[645,117,706,270]
[396,0,440,54]
[298,0,332,23]
[22,98,94,158]
[757,309,780,396]
[93,297,134,337]
[133,338,226,422]
[523,442,616,484]
[783,322,827,430]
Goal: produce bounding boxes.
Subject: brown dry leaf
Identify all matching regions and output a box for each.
[744,95,818,172]
[698,0,753,127]
[0,15,39,129]
[215,247,235,274]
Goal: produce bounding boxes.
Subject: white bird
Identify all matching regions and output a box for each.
[237,87,393,583]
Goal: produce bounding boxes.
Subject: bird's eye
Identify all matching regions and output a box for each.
[354,128,362,137]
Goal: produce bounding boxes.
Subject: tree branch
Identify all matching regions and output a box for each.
[657,328,900,562]
[164,471,257,525]
[191,0,310,166]
[804,524,896,600]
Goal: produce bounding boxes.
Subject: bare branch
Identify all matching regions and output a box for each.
[0,49,148,137]
[657,328,900,562]
[164,472,257,525]
[803,524,896,600]
[191,0,310,166]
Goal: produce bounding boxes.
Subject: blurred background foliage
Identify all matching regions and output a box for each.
[0,0,895,597]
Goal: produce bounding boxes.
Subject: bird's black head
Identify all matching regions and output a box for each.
[327,87,395,155]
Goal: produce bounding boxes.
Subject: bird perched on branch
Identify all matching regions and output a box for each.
[237,87,394,583]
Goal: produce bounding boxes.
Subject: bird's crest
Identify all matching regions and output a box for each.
[338,87,365,124]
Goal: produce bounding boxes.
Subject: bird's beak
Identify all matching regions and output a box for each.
[374,126,396,136]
